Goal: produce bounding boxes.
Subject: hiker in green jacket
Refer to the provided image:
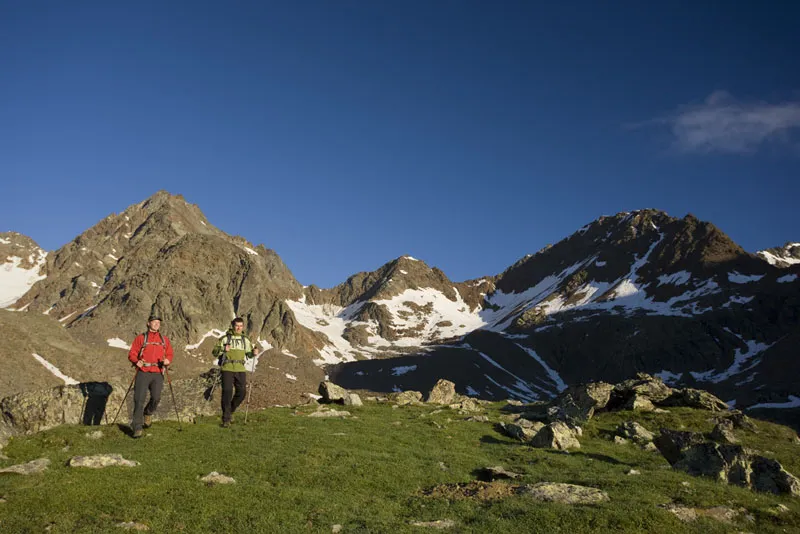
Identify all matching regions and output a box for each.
[212,317,259,427]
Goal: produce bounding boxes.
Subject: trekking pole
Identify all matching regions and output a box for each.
[244,346,259,424]
[207,368,221,401]
[111,368,138,426]
[163,366,183,431]
[207,342,229,402]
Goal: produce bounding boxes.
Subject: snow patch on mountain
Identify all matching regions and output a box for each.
[758,244,800,266]
[391,365,417,376]
[513,343,567,393]
[728,272,764,284]
[185,329,226,350]
[486,260,587,330]
[747,395,800,410]
[32,353,79,385]
[722,295,754,308]
[107,338,131,350]
[654,370,683,385]
[373,287,485,345]
[285,299,367,364]
[657,271,691,286]
[690,337,772,384]
[1,251,47,308]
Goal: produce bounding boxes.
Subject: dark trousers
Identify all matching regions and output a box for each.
[221,371,246,423]
[132,372,163,431]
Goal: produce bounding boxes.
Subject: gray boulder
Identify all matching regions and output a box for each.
[69,454,139,468]
[547,393,594,424]
[728,410,757,431]
[449,397,484,413]
[555,382,613,417]
[514,418,545,433]
[710,419,738,444]
[0,421,13,451]
[653,429,706,464]
[655,428,800,496]
[624,394,655,412]
[616,421,655,444]
[660,388,729,411]
[388,390,423,405]
[518,482,609,504]
[115,521,150,530]
[530,422,581,450]
[0,457,50,475]
[343,393,363,406]
[613,373,673,405]
[480,466,522,480]
[426,379,457,404]
[318,381,348,403]
[408,520,456,529]
[200,471,236,485]
[307,409,350,418]
[498,422,539,441]
[751,457,800,496]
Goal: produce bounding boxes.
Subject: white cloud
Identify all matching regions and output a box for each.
[654,91,800,154]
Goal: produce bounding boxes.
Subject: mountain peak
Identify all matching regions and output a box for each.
[0,232,47,308]
[758,242,800,267]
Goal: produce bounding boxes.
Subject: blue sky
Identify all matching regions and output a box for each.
[2,1,799,288]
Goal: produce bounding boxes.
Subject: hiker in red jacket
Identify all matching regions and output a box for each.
[127,314,174,438]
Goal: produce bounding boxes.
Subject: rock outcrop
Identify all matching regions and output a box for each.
[0,377,218,448]
[654,429,800,496]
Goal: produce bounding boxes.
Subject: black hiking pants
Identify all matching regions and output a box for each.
[132,371,163,431]
[221,371,246,423]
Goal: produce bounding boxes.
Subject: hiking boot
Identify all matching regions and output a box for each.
[143,415,152,428]
[133,428,143,439]
[221,421,231,428]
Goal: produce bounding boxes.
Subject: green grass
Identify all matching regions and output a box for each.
[1,403,799,533]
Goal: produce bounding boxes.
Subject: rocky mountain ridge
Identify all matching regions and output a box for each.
[2,193,798,420]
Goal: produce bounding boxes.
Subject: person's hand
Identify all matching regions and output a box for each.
[224,344,231,352]
[163,359,171,366]
[136,360,144,369]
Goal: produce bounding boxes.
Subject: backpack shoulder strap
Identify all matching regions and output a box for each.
[136,332,147,360]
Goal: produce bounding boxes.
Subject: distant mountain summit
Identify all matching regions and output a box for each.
[0,232,47,308]
[10,191,305,346]
[758,242,800,267]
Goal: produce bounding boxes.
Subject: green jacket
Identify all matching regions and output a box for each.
[212,329,256,372]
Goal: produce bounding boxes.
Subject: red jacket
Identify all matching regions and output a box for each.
[128,331,174,372]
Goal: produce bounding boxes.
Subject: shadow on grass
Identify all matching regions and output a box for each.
[479,435,522,446]
[543,450,634,466]
[116,424,136,438]
[471,466,525,481]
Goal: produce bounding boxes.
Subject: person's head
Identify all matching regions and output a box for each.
[147,315,162,332]
[231,317,244,333]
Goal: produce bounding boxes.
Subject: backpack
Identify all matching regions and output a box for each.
[136,331,166,361]
[217,333,252,366]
